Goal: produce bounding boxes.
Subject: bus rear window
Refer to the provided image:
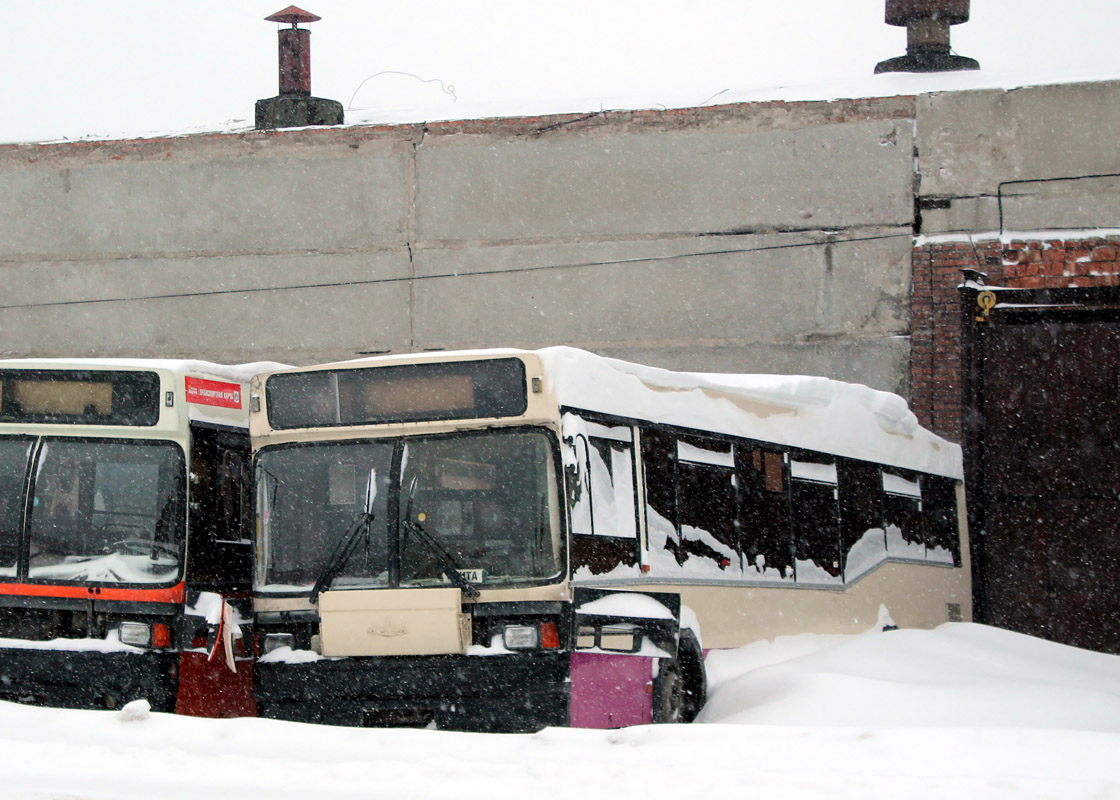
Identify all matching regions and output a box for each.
[266,358,528,429]
[0,370,161,427]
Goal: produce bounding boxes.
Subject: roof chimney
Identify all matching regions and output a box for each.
[874,0,979,74]
[255,6,344,130]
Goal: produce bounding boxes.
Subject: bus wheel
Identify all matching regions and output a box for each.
[652,660,687,723]
[652,631,704,724]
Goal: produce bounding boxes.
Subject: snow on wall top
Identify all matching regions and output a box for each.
[534,347,962,479]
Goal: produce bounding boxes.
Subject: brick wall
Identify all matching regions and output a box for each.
[910,234,1120,443]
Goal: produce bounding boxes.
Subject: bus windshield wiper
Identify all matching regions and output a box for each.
[310,469,378,604]
[401,476,480,598]
[309,510,375,604]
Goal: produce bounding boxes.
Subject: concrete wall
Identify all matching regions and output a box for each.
[1,81,1114,397]
[915,80,1120,234]
[0,98,917,393]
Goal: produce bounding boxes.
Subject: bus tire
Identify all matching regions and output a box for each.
[652,630,705,724]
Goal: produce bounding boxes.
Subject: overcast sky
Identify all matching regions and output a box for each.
[2,1,1117,144]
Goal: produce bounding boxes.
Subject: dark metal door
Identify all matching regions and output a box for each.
[962,285,1120,654]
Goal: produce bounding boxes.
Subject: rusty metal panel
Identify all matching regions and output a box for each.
[961,285,1120,654]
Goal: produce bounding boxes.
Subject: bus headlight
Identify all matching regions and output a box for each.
[119,622,152,647]
[262,633,295,655]
[503,625,540,650]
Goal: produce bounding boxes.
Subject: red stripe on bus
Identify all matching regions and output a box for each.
[0,582,186,603]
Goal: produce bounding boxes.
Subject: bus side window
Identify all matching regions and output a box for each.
[883,468,925,561]
[923,476,961,566]
[677,436,739,575]
[790,457,842,583]
[585,437,638,539]
[639,428,682,570]
[737,446,794,581]
[565,418,640,576]
[837,460,887,582]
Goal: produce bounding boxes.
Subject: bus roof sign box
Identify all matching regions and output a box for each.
[318,588,470,657]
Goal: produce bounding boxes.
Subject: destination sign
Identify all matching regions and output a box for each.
[266,358,528,430]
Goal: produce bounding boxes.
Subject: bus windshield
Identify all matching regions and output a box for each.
[256,429,563,593]
[19,439,185,585]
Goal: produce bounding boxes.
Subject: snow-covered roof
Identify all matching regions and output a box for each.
[0,358,290,385]
[267,346,962,479]
[535,347,962,480]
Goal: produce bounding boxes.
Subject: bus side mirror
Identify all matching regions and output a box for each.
[571,587,680,659]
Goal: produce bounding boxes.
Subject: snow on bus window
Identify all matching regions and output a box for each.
[791,458,842,584]
[563,415,635,537]
[677,440,734,468]
[563,414,640,576]
[640,429,744,580]
[639,428,680,574]
[739,448,795,583]
[791,460,838,484]
[586,438,637,539]
[27,440,185,585]
[883,468,926,560]
[883,472,921,498]
[838,460,887,582]
[923,475,961,566]
[677,435,740,577]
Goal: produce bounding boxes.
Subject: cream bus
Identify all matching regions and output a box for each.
[0,358,282,715]
[250,348,969,730]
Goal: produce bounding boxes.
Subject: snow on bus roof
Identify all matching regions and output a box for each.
[534,347,962,480]
[0,358,290,384]
[275,347,961,479]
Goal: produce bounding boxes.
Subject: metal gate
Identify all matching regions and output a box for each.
[961,283,1120,654]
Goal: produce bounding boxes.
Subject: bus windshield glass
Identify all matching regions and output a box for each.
[0,438,33,578]
[24,439,185,585]
[256,429,563,593]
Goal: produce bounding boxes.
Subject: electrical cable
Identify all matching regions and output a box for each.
[0,231,913,312]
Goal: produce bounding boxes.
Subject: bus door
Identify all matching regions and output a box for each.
[175,423,256,717]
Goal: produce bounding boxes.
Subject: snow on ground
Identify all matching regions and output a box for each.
[1,622,1117,799]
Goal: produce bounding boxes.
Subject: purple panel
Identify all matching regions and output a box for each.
[568,652,653,728]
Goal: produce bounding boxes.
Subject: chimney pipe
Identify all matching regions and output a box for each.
[276,25,313,96]
[255,6,343,130]
[875,0,979,74]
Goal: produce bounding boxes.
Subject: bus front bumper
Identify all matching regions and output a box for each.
[255,651,569,732]
[0,645,178,712]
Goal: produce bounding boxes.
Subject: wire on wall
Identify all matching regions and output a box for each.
[347,71,458,108]
[0,231,914,312]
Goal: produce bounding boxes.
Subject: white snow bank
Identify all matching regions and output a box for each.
[701,623,1120,731]
[0,631,142,654]
[1,623,1117,799]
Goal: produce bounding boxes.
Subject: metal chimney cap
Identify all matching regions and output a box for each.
[885,0,970,26]
[265,6,322,25]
